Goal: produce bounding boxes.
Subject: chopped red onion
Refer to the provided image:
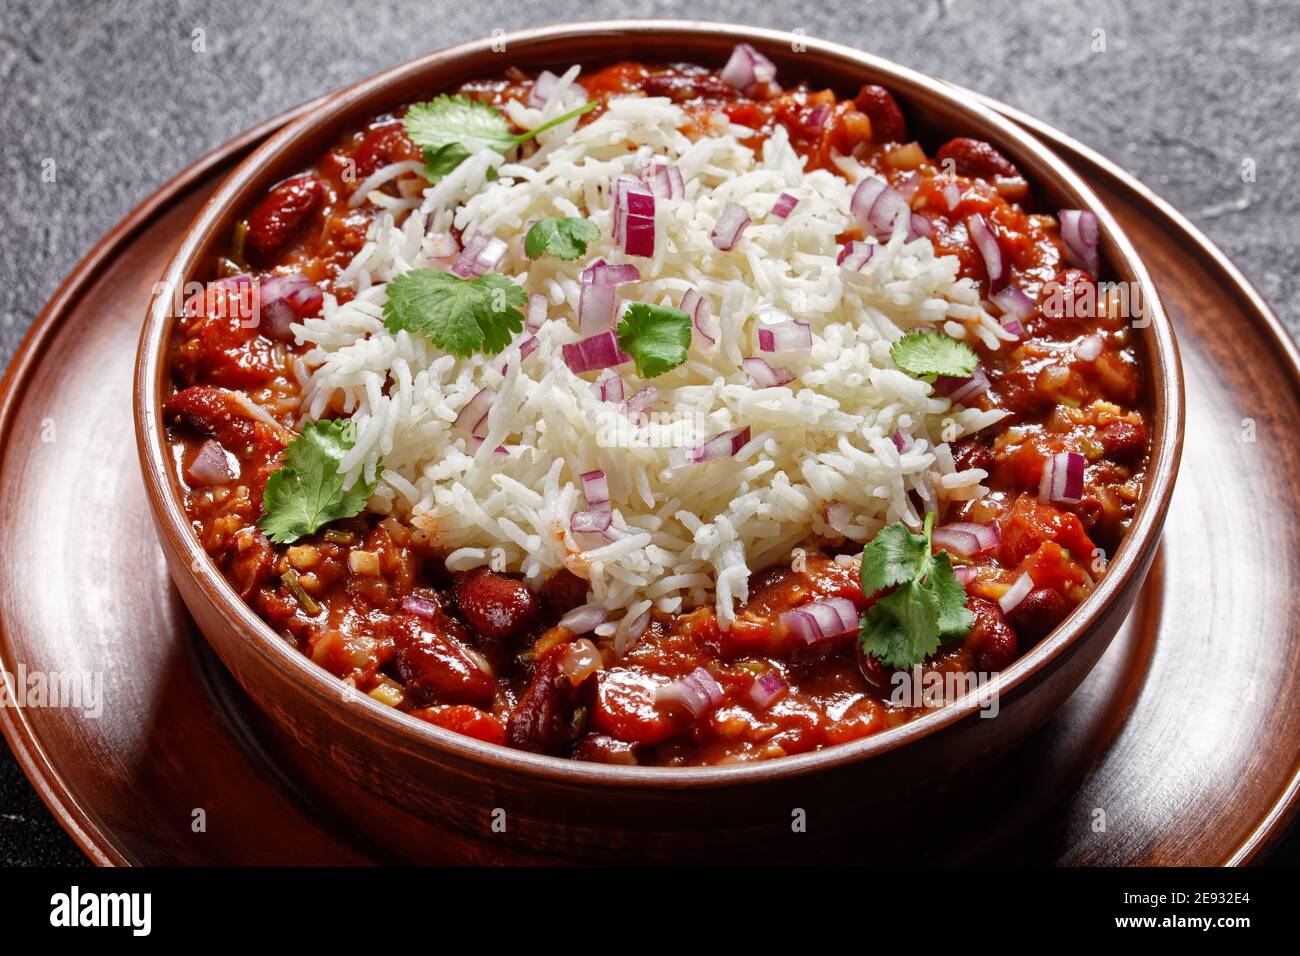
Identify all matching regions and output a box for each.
[402,594,441,620]
[891,429,908,452]
[592,372,626,403]
[1038,451,1086,505]
[679,288,718,346]
[837,240,875,272]
[526,292,548,331]
[1059,209,1100,275]
[756,319,812,354]
[188,439,237,485]
[621,385,658,421]
[780,597,859,645]
[527,69,560,108]
[999,572,1034,614]
[954,565,978,586]
[451,233,507,278]
[495,334,538,374]
[578,259,640,335]
[851,176,910,238]
[563,329,631,375]
[454,387,495,437]
[966,213,1004,288]
[655,666,725,718]
[743,356,794,387]
[1076,334,1103,362]
[908,214,934,239]
[720,43,777,92]
[257,273,322,341]
[467,437,509,456]
[556,638,603,685]
[934,366,990,405]
[570,509,613,534]
[894,171,920,202]
[991,284,1034,321]
[667,426,751,467]
[931,521,999,556]
[749,671,787,709]
[558,605,606,635]
[943,181,962,212]
[770,192,799,220]
[424,231,459,261]
[711,201,751,251]
[644,162,685,200]
[614,175,656,257]
[1000,318,1026,340]
[803,103,830,134]
[581,469,610,509]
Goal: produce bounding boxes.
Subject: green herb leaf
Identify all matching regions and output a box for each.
[258,420,378,545]
[858,513,976,669]
[616,302,692,378]
[524,217,600,260]
[889,330,979,380]
[403,94,597,180]
[383,268,526,357]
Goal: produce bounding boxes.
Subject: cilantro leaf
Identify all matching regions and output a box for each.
[890,330,979,380]
[616,302,692,378]
[858,513,976,669]
[383,269,526,357]
[525,218,600,260]
[403,94,597,180]
[258,420,378,545]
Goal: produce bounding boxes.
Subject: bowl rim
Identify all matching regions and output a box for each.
[134,18,1184,788]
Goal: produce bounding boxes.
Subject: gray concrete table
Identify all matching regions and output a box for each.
[1,0,1296,865]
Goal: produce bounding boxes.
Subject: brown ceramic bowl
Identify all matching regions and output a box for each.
[134,21,1183,862]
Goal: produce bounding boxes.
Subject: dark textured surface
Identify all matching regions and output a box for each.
[1,0,1296,866]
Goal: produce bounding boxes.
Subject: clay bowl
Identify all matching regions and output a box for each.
[134,21,1183,863]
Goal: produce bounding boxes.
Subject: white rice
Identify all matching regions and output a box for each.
[290,69,1008,639]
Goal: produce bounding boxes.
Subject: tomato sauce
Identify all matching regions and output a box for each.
[163,62,1149,765]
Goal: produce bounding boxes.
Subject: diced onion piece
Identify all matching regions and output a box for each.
[570,509,612,534]
[558,605,606,635]
[655,666,725,718]
[680,288,718,346]
[454,387,495,437]
[402,594,440,620]
[720,43,777,91]
[578,258,641,335]
[756,319,812,354]
[770,192,799,219]
[908,214,934,240]
[749,672,787,709]
[621,385,658,421]
[526,292,548,330]
[188,439,237,485]
[743,356,794,387]
[893,170,921,199]
[613,175,656,257]
[450,233,506,278]
[592,372,625,403]
[779,597,859,645]
[258,273,323,340]
[668,426,750,468]
[966,213,1004,288]
[851,175,910,238]
[711,201,751,250]
[1076,334,1103,362]
[931,521,999,557]
[934,366,990,405]
[527,70,560,108]
[556,638,603,685]
[943,180,962,212]
[999,572,1034,614]
[581,469,610,509]
[1059,209,1100,275]
[495,334,538,374]
[891,429,908,452]
[837,240,875,272]
[1038,451,1086,505]
[954,565,978,585]
[991,284,1034,321]
[644,161,685,200]
[1000,318,1026,340]
[563,329,631,375]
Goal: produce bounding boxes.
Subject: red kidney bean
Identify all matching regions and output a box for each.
[452,567,541,641]
[351,122,421,180]
[641,72,735,102]
[965,595,1018,672]
[244,175,324,266]
[387,613,495,707]
[935,137,1022,180]
[853,84,907,142]
[572,734,639,765]
[1096,419,1148,462]
[1006,587,1069,645]
[856,643,894,692]
[539,568,589,619]
[951,437,995,473]
[506,644,583,754]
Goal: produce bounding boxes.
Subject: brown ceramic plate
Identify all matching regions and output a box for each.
[2,59,1295,864]
[129,22,1182,862]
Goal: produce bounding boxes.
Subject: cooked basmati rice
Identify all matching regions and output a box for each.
[291,68,1008,638]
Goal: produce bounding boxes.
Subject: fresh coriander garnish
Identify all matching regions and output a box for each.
[382,268,526,357]
[258,420,379,545]
[616,302,692,378]
[890,330,979,380]
[403,94,598,180]
[858,513,976,669]
[524,217,600,260]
